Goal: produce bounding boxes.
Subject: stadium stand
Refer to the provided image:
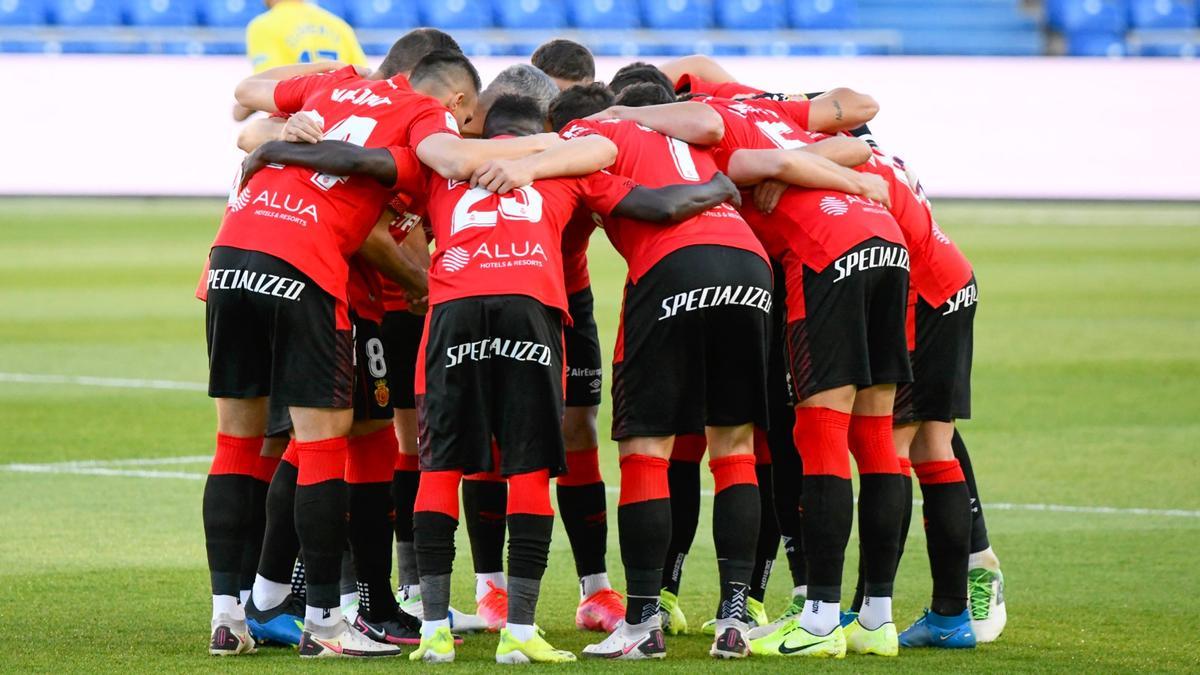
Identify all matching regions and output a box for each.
[0,0,1194,56]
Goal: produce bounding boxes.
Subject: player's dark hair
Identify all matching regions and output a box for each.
[548,83,614,132]
[377,28,463,79]
[614,81,676,108]
[410,49,482,94]
[483,94,545,139]
[609,61,674,96]
[531,39,596,85]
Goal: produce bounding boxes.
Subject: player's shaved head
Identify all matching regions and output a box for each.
[483,94,545,139]
[377,28,463,79]
[615,81,676,108]
[548,83,614,132]
[531,39,596,90]
[410,50,482,130]
[609,62,674,97]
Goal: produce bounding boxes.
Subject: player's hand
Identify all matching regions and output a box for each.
[711,171,742,210]
[239,147,270,192]
[471,159,533,194]
[859,173,891,208]
[754,179,788,214]
[281,112,323,144]
[406,294,429,315]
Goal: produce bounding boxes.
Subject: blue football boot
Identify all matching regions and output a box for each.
[246,593,305,646]
[899,608,977,649]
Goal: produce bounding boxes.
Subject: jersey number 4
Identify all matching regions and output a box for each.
[310,115,377,191]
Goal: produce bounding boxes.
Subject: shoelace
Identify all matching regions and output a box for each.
[968,572,993,620]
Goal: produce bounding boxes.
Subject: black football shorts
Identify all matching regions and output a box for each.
[612,245,772,440]
[351,314,394,424]
[564,287,604,408]
[786,237,913,401]
[382,310,425,410]
[205,246,353,409]
[417,295,566,476]
[894,276,977,424]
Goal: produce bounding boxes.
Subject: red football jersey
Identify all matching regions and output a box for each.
[860,152,973,307]
[211,66,458,302]
[403,147,635,316]
[559,118,766,282]
[674,73,766,100]
[379,189,430,313]
[561,210,600,295]
[701,96,904,318]
[346,256,383,323]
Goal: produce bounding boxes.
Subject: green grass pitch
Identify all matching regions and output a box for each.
[0,198,1198,672]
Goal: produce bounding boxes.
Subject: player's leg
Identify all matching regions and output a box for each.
[957,428,1007,642]
[843,384,905,655]
[241,438,283,608]
[898,420,975,648]
[380,311,422,608]
[205,397,269,655]
[748,429,779,629]
[659,433,705,635]
[409,298,492,662]
[557,287,621,632]
[705,423,761,659]
[490,296,576,663]
[202,245,273,656]
[245,405,306,647]
[462,454,509,631]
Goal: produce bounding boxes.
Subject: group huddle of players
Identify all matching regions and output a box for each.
[199,28,1009,663]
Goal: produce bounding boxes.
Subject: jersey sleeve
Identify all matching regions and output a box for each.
[385,146,429,193]
[576,170,637,217]
[773,98,811,131]
[408,105,462,148]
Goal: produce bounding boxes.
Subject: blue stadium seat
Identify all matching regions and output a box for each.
[1065,30,1127,54]
[1134,38,1197,55]
[0,0,46,25]
[125,0,197,26]
[787,0,857,29]
[1130,0,1196,28]
[418,0,492,27]
[1061,0,1128,33]
[49,0,122,25]
[715,0,785,29]
[199,0,257,25]
[901,28,1043,55]
[569,0,640,28]
[642,0,713,29]
[345,0,418,28]
[62,39,150,53]
[314,0,348,19]
[495,0,566,29]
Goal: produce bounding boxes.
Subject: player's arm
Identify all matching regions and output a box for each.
[612,172,742,223]
[807,88,878,133]
[594,102,724,146]
[233,61,353,113]
[356,213,428,301]
[802,136,874,168]
[726,148,889,206]
[240,141,398,189]
[413,133,561,182]
[237,114,325,152]
[469,136,618,194]
[659,54,737,87]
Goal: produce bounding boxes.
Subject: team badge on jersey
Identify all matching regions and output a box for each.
[374,380,390,407]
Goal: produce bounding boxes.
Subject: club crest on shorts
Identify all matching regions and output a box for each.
[374,379,390,407]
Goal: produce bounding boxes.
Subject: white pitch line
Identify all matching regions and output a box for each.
[0,372,206,392]
[2,458,1198,520]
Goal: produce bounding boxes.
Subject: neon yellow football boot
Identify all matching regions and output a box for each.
[845,618,898,656]
[659,590,689,635]
[495,627,577,664]
[409,626,455,663]
[749,619,846,658]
